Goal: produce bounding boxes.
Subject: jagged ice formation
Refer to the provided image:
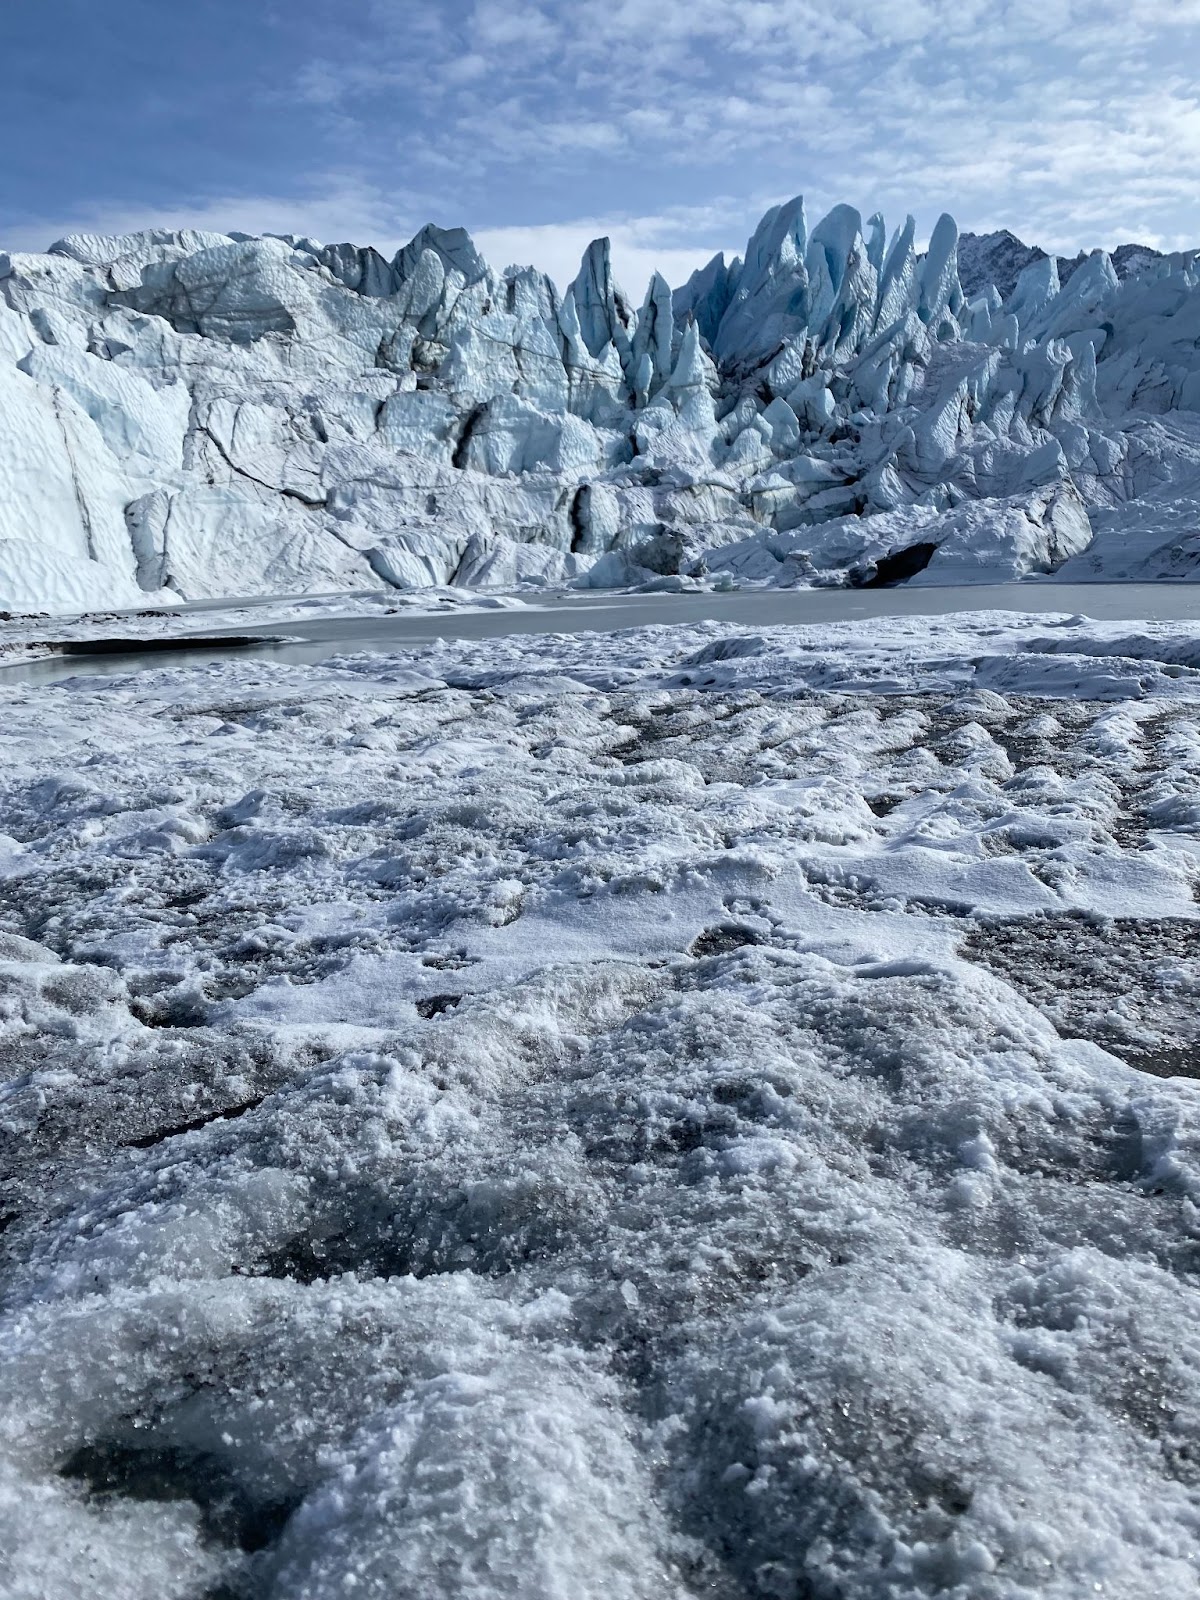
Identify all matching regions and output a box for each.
[1,199,1198,613]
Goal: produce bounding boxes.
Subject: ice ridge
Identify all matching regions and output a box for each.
[0,199,1196,612]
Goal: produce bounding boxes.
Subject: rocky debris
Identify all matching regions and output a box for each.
[957,229,1047,301]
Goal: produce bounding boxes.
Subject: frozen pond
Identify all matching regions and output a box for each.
[7,581,1200,687]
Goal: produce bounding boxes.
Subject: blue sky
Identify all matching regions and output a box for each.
[4,0,1200,292]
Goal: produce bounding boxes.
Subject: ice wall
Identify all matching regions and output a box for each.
[1,201,1198,612]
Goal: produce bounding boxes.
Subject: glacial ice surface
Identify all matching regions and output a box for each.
[1,202,1197,613]
[3,613,1200,1595]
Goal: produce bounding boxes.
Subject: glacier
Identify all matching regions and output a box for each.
[1,199,1199,614]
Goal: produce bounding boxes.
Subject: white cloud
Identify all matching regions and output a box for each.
[329,0,1200,251]
[474,207,745,291]
[3,177,413,258]
[3,179,748,297]
[9,0,1200,276]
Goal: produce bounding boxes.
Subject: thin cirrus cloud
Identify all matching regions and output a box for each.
[1,0,1198,293]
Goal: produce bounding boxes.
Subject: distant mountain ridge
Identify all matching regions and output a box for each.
[958,228,1164,301]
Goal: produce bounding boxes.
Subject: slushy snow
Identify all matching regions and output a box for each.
[1,202,1196,614]
[2,612,1200,1596]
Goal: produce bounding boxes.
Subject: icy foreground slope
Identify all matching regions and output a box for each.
[3,615,1200,1596]
[1,201,1198,613]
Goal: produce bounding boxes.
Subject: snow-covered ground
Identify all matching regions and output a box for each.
[3,610,1200,1597]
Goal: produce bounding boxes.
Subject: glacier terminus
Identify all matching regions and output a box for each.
[2,195,1199,614]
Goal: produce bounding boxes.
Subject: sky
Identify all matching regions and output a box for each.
[3,0,1200,293]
